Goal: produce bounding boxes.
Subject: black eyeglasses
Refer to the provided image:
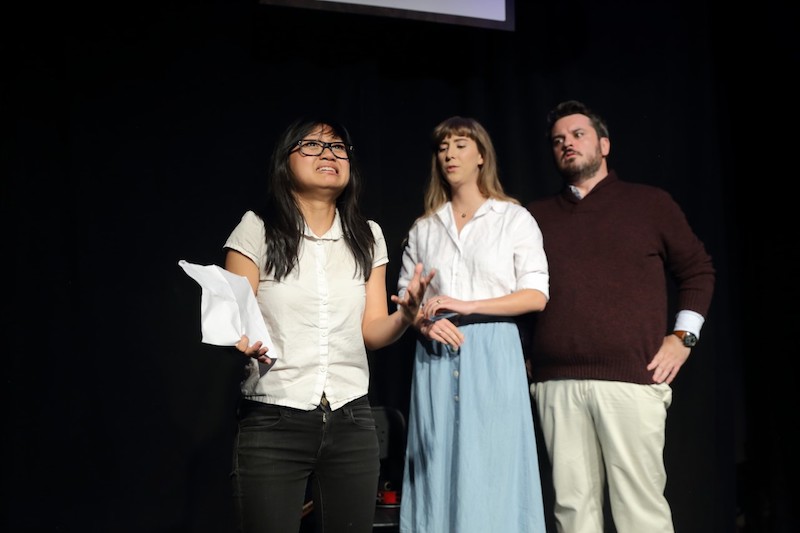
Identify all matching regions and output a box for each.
[294,139,352,160]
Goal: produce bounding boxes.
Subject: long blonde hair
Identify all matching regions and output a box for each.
[421,116,518,217]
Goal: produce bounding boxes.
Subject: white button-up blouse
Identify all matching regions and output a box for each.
[224,210,389,411]
[398,199,549,304]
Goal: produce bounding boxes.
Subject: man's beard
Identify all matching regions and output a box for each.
[558,147,603,182]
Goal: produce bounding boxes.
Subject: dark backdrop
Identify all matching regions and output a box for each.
[3,0,796,532]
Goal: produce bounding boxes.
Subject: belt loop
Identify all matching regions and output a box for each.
[319,392,331,412]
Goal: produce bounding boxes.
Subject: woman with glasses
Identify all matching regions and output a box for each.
[221,117,432,533]
[396,116,550,532]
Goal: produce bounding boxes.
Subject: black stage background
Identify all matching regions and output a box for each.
[3,0,796,531]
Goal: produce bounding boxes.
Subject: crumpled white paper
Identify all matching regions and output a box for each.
[178,260,279,374]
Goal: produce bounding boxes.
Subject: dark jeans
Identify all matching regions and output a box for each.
[232,395,380,533]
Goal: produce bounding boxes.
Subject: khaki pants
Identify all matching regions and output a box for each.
[532,379,674,533]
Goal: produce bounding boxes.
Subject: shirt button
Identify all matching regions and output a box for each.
[453,370,459,378]
[454,395,459,402]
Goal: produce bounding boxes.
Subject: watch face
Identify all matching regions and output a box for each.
[683,332,698,347]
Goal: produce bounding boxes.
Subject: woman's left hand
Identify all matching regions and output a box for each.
[391,263,435,325]
[235,335,274,364]
[422,295,473,320]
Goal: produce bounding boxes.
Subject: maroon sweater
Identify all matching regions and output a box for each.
[526,171,715,384]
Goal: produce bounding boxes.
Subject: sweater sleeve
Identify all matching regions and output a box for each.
[657,190,715,317]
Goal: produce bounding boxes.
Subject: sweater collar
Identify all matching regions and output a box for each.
[562,169,619,202]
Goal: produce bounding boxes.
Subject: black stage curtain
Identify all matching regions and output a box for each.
[3,0,795,531]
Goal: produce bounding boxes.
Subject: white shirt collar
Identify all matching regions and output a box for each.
[302,209,344,241]
[568,185,583,199]
[434,198,508,224]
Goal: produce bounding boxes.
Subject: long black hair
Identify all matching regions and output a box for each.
[253,117,375,281]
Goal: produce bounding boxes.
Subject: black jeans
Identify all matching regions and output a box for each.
[232,396,380,533]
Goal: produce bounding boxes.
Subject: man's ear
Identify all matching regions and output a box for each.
[600,137,611,157]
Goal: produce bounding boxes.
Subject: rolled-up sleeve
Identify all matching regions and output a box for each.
[512,208,550,300]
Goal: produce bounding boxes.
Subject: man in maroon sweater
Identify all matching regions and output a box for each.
[526,100,715,533]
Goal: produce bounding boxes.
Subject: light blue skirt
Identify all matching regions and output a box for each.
[399,321,546,533]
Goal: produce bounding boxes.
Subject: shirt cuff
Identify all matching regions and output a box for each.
[674,310,705,339]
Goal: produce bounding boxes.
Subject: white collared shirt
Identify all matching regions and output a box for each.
[224,210,388,410]
[398,199,549,303]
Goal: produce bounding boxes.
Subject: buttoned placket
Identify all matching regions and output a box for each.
[314,237,330,418]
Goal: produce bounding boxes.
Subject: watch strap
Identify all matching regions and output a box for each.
[673,330,698,347]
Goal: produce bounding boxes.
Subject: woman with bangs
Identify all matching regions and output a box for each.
[397,116,549,532]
